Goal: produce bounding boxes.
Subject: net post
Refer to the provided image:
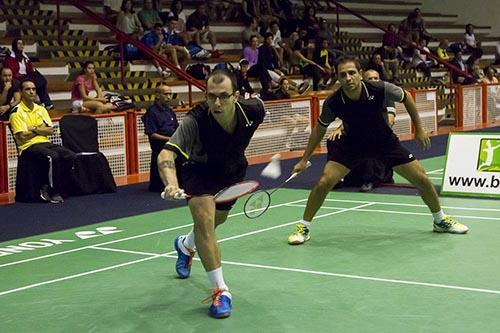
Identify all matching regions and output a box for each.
[409,88,417,134]
[455,84,463,128]
[0,122,7,193]
[311,96,322,153]
[481,83,488,125]
[125,111,138,175]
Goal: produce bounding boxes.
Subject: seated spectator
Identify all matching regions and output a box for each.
[234,59,255,97]
[482,66,498,84]
[142,84,178,192]
[138,0,162,30]
[303,6,320,41]
[241,16,263,48]
[367,53,389,81]
[313,38,336,88]
[253,0,279,36]
[495,41,500,65]
[3,38,53,109]
[71,61,115,114]
[317,18,335,49]
[269,21,284,66]
[397,17,414,64]
[436,39,450,62]
[464,24,483,67]
[163,17,191,69]
[103,0,121,23]
[117,0,143,37]
[141,23,170,76]
[220,0,243,21]
[186,2,223,57]
[290,39,324,91]
[258,32,285,87]
[411,39,433,77]
[0,67,21,120]
[10,79,76,203]
[168,0,187,34]
[274,77,291,100]
[450,51,474,85]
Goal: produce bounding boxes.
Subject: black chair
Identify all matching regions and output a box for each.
[59,114,116,195]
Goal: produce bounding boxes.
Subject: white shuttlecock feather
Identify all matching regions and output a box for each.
[261,153,282,179]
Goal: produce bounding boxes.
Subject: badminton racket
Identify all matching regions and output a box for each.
[243,161,311,218]
[161,180,260,203]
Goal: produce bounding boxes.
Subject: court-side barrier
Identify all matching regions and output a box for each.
[1,86,498,194]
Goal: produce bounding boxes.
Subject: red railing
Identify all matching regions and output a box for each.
[56,0,206,105]
[328,0,473,80]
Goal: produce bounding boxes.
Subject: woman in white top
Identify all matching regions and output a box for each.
[464,24,483,66]
[117,0,143,36]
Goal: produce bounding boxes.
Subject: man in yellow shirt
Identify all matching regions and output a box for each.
[9,79,75,203]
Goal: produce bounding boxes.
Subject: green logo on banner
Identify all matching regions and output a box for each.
[477,139,500,172]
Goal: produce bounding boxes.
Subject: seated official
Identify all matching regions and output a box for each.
[10,79,76,203]
[142,84,179,192]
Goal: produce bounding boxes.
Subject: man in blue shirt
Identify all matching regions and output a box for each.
[142,84,178,192]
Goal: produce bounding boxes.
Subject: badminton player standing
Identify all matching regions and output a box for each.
[157,70,265,318]
[287,56,469,245]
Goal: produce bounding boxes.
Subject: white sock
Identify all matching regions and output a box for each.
[432,210,445,223]
[299,219,311,228]
[207,267,229,291]
[183,230,196,250]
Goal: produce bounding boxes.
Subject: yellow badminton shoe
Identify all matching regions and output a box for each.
[433,216,469,234]
[288,224,310,245]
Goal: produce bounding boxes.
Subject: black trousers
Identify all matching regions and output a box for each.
[23,143,76,196]
[301,64,322,91]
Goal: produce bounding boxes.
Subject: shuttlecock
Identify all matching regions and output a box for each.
[261,153,282,179]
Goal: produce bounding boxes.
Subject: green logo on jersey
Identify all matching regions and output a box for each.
[477,139,500,172]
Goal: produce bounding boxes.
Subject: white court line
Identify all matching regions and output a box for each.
[324,198,500,212]
[92,246,500,296]
[0,203,373,297]
[0,198,307,269]
[287,204,500,221]
[426,168,444,175]
[428,176,443,180]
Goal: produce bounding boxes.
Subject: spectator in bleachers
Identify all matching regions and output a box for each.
[464,24,483,67]
[142,84,178,192]
[411,39,433,78]
[397,16,414,64]
[3,38,53,110]
[379,24,400,83]
[367,53,389,81]
[0,67,20,120]
[494,41,500,65]
[273,0,299,37]
[168,0,187,33]
[450,51,474,85]
[382,23,399,50]
[138,0,162,30]
[186,2,223,57]
[408,8,432,44]
[253,0,280,36]
[234,59,255,97]
[141,23,171,76]
[436,39,450,62]
[163,17,191,69]
[317,18,335,50]
[269,21,284,67]
[303,6,320,41]
[258,33,285,86]
[71,61,115,114]
[103,0,121,23]
[241,16,263,48]
[482,66,498,84]
[274,77,291,100]
[219,0,243,21]
[10,79,76,203]
[313,38,336,88]
[291,39,324,91]
[117,0,144,37]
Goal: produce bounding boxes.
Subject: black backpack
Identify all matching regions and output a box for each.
[186,63,211,80]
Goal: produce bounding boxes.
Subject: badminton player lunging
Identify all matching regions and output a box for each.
[157,70,265,318]
[287,56,469,245]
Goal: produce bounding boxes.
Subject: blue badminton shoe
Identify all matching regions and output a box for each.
[174,236,195,278]
[205,289,232,319]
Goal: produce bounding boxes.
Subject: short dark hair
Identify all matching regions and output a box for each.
[21,78,36,90]
[335,56,362,72]
[264,32,273,40]
[207,69,237,92]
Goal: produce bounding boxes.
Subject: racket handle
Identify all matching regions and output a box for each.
[161,192,187,200]
[286,161,312,182]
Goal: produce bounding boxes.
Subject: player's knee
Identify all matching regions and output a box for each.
[317,175,336,191]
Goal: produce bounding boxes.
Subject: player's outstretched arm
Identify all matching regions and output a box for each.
[403,90,431,150]
[158,149,184,199]
[293,124,327,173]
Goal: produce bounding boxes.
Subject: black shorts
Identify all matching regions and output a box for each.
[177,162,246,211]
[326,138,415,170]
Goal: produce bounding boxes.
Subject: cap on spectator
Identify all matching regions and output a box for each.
[239,58,249,65]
